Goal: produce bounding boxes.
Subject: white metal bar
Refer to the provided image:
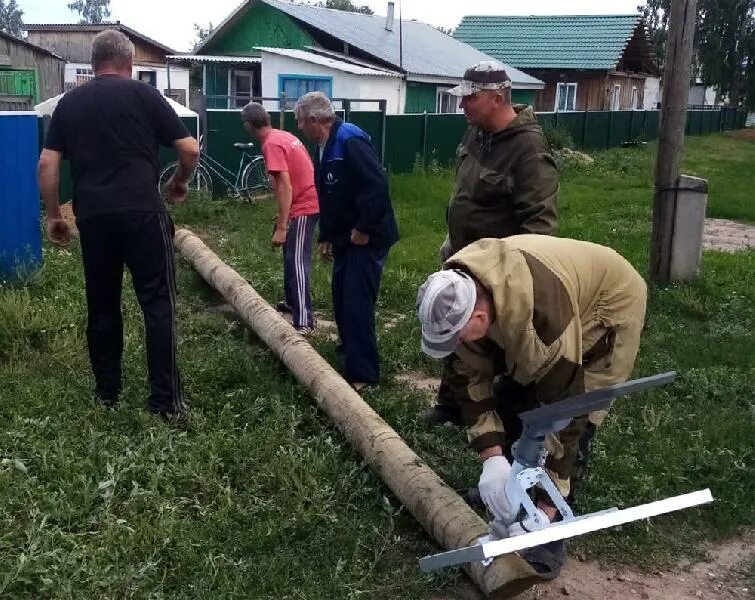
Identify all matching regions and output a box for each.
[480,489,713,559]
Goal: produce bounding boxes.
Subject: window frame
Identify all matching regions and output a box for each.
[231,68,255,109]
[612,84,622,111]
[554,82,577,112]
[436,87,460,114]
[277,74,333,109]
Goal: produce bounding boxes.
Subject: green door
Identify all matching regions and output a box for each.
[0,69,37,100]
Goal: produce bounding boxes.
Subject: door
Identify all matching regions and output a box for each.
[232,70,254,108]
[0,69,37,100]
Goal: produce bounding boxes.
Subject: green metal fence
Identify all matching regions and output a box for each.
[203,107,749,177]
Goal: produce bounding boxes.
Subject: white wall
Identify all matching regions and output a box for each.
[260,52,404,114]
[644,76,661,110]
[133,64,190,105]
[62,62,190,105]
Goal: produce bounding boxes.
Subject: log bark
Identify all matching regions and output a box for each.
[174,228,539,598]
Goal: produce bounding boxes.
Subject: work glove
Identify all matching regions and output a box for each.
[478,455,515,523]
[507,508,551,537]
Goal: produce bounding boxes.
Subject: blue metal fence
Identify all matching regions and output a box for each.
[1,112,43,280]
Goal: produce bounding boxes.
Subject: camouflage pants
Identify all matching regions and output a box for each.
[440,316,645,502]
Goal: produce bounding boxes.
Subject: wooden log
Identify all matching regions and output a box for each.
[174,228,539,598]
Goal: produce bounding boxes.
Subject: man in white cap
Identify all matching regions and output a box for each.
[426,60,560,426]
[416,234,646,578]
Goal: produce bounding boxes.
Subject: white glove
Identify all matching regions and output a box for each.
[478,456,516,523]
[507,508,550,537]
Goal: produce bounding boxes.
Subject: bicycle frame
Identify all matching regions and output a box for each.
[200,152,256,192]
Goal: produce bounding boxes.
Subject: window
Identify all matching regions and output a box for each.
[555,83,577,111]
[631,86,639,110]
[231,69,254,108]
[436,89,460,113]
[137,71,156,87]
[75,67,94,86]
[612,84,622,111]
[278,75,332,109]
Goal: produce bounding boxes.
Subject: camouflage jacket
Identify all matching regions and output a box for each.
[447,106,559,253]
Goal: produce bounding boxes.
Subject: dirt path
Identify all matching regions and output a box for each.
[704,218,755,252]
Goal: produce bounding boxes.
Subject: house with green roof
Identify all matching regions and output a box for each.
[170,0,544,113]
[454,14,659,112]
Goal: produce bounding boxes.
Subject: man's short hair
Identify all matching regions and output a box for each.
[91,29,135,70]
[294,92,336,123]
[241,102,271,129]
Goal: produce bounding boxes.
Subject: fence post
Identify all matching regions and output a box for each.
[607,110,613,149]
[422,111,428,164]
[581,110,588,148]
[629,109,635,141]
[198,94,208,146]
[279,92,286,130]
[668,176,709,280]
[379,99,387,167]
[343,99,351,123]
[554,110,560,129]
[643,109,649,139]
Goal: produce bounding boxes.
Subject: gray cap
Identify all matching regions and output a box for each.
[416,270,477,359]
[447,60,512,97]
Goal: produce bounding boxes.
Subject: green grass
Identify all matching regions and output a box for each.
[1,133,753,597]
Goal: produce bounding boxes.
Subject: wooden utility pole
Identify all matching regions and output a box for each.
[650,0,698,282]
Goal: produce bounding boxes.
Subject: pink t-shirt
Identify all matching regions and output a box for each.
[261,129,319,219]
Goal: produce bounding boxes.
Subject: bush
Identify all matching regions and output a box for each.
[541,123,575,150]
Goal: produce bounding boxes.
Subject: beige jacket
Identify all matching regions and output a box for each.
[444,235,647,451]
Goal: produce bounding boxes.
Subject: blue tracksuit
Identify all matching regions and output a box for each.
[315,120,399,384]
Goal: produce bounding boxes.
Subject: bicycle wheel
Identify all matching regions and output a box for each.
[159,162,214,199]
[240,157,272,202]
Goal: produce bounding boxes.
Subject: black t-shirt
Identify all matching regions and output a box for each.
[44,74,190,221]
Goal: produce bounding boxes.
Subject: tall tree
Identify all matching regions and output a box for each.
[638,0,671,66]
[68,0,111,24]
[193,22,214,48]
[0,0,23,37]
[639,0,755,107]
[696,0,755,106]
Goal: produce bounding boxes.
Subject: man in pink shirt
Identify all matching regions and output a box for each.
[242,102,320,334]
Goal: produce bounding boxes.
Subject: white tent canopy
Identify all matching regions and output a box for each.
[35,91,198,118]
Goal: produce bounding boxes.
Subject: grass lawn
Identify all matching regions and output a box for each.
[1,133,753,598]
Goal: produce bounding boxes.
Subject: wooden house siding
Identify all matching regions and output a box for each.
[0,35,64,109]
[26,31,170,64]
[526,70,647,112]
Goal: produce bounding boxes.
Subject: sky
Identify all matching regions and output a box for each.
[18,0,644,52]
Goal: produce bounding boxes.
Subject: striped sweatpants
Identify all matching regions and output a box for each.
[283,214,318,329]
[78,211,185,416]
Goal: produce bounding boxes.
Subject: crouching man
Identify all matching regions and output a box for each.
[416,234,647,578]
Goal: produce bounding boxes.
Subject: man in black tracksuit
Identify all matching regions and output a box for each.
[294,92,399,390]
[38,30,199,417]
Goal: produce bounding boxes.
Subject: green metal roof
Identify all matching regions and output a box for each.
[454,15,643,71]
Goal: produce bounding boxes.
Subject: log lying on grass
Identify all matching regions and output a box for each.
[174,228,539,598]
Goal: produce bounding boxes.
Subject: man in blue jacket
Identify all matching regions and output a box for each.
[294,92,399,391]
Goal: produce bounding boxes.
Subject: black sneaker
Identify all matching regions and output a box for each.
[421,403,464,426]
[276,301,293,314]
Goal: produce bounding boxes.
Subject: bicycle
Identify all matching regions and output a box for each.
[159,136,271,201]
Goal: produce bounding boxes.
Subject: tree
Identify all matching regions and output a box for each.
[638,0,671,66]
[639,0,755,107]
[696,0,755,107]
[0,0,24,37]
[193,22,214,48]
[68,0,111,24]
[312,0,374,15]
